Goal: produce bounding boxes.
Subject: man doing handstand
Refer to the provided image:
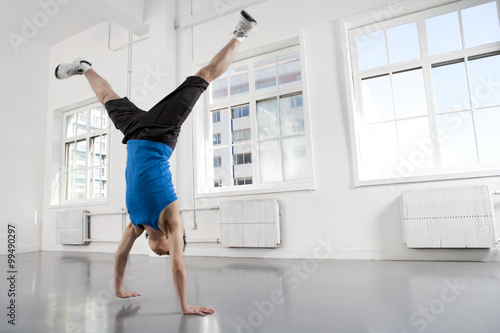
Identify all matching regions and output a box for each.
[55,10,257,316]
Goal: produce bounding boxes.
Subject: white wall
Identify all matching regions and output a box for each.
[0,25,49,254]
[39,0,500,261]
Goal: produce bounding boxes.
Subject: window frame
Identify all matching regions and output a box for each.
[341,0,500,186]
[194,39,316,197]
[61,102,110,204]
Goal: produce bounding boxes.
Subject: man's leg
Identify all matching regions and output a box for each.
[195,10,257,83]
[84,69,121,105]
[195,39,241,84]
[55,58,120,105]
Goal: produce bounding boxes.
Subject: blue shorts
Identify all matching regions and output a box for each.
[125,140,176,230]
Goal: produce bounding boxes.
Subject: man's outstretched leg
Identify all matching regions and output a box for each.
[195,39,241,83]
[55,58,120,105]
[84,69,121,105]
[195,10,256,83]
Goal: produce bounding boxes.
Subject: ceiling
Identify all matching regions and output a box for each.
[0,0,144,46]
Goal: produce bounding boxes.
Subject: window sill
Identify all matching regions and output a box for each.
[49,198,109,210]
[356,167,500,187]
[196,181,316,199]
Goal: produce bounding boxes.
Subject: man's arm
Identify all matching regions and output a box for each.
[114,222,144,298]
[168,221,214,316]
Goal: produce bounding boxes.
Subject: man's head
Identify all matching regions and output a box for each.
[145,230,186,256]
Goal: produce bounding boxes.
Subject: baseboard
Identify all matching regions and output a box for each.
[183,245,500,262]
[41,242,149,255]
[39,243,500,262]
[0,244,41,255]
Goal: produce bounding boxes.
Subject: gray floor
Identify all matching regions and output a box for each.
[1,252,500,333]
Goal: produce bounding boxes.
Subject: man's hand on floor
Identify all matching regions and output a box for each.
[115,290,141,298]
[182,305,215,316]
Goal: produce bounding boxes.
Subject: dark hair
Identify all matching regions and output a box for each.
[145,230,187,253]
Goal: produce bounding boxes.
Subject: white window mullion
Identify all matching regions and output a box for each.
[421,59,442,173]
[463,56,482,165]
[85,137,90,199]
[62,115,68,202]
[71,140,77,200]
[205,108,215,192]
[419,16,441,173]
[470,107,481,164]
[65,140,75,201]
[98,134,102,198]
[353,73,366,178]
[417,17,429,59]
[229,105,235,188]
[277,95,286,182]
[457,5,467,53]
[388,73,401,169]
[98,134,104,198]
[250,98,261,185]
[383,27,391,66]
[92,136,97,199]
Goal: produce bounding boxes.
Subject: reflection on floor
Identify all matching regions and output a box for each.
[1,251,500,333]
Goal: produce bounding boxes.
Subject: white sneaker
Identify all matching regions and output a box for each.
[233,10,257,43]
[54,57,92,79]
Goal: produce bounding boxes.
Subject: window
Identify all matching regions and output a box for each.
[233,152,252,165]
[234,177,253,186]
[345,0,500,185]
[205,45,314,192]
[214,156,222,168]
[213,133,221,145]
[63,103,109,201]
[232,105,250,119]
[212,111,221,123]
[232,129,251,142]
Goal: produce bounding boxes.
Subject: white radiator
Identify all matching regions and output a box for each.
[220,199,281,248]
[56,210,90,245]
[400,186,497,248]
